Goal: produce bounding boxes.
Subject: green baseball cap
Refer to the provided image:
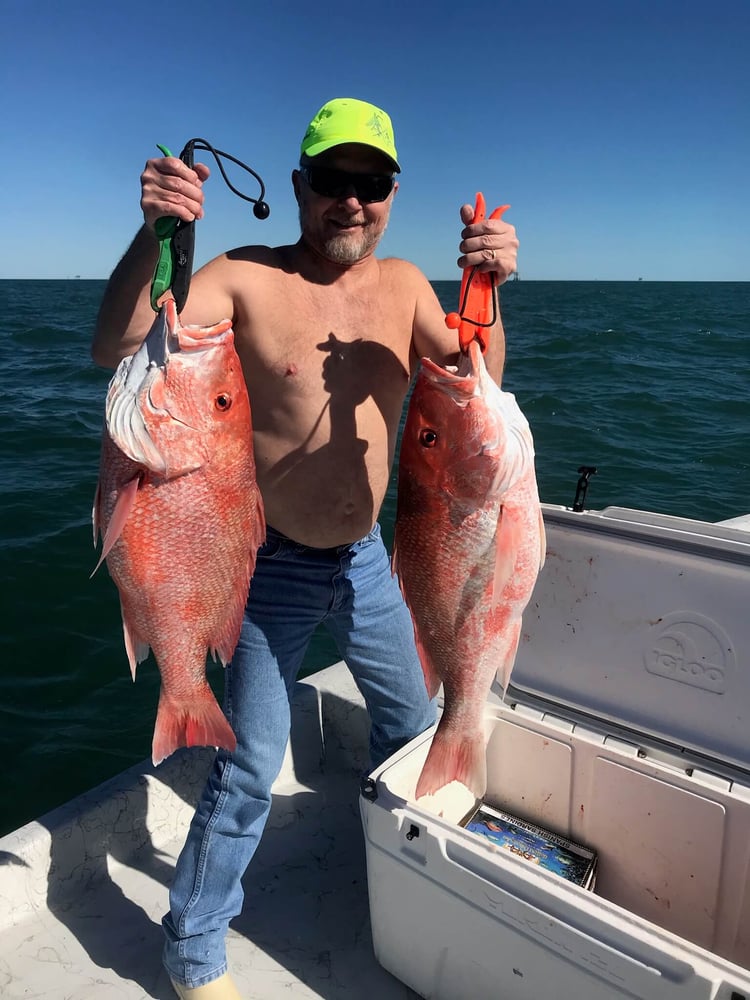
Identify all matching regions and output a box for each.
[300,98,401,173]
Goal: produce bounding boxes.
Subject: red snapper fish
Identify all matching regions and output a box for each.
[93,299,265,765]
[393,339,545,801]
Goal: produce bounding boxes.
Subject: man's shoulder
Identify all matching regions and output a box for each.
[195,245,294,292]
[377,255,431,288]
[222,244,289,267]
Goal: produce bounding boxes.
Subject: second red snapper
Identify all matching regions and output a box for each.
[93,300,265,765]
[393,340,545,800]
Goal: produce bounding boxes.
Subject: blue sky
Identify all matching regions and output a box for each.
[2,0,748,280]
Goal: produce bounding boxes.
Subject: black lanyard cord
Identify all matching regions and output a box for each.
[178,138,270,219]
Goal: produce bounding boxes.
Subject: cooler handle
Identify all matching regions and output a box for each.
[439,838,707,989]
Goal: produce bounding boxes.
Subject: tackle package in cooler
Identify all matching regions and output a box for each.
[460,802,597,890]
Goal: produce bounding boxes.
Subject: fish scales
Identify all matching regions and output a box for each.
[93,300,265,765]
[393,340,545,801]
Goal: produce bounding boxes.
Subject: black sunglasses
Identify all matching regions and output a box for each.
[300,165,395,204]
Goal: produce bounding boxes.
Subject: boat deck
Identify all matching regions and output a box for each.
[0,663,419,999]
[7,509,748,998]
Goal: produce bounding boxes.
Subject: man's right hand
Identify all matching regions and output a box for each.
[140,156,210,231]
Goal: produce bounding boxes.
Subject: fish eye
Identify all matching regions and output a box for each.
[419,428,438,448]
[215,393,232,411]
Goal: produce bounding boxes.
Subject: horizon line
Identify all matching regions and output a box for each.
[1,277,748,284]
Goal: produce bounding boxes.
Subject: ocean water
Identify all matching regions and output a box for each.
[1,278,747,837]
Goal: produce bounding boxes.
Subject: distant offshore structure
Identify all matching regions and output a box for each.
[509,270,519,281]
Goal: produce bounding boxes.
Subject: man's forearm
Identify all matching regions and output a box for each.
[92,226,159,368]
[484,312,506,387]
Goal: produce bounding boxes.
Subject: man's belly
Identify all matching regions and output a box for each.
[256,435,392,548]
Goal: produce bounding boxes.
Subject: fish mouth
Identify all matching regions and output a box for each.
[106,302,236,474]
[106,300,216,474]
[106,304,176,473]
[418,340,484,400]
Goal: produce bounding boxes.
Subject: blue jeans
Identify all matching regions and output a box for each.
[162,522,436,988]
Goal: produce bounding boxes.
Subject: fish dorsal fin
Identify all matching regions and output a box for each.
[90,474,140,577]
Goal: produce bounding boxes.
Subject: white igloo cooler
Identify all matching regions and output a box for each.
[360,504,750,1000]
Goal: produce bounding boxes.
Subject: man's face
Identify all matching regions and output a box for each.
[294,143,398,265]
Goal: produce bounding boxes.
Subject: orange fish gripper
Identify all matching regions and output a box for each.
[445,193,509,354]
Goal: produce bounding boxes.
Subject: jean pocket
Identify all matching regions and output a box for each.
[361,522,382,546]
[258,527,288,560]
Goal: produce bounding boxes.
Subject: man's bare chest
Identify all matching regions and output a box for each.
[242,284,412,391]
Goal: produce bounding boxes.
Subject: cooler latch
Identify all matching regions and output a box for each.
[360,776,378,802]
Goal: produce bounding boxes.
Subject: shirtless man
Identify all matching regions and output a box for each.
[92,98,518,1000]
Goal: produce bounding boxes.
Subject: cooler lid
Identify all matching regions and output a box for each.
[505,504,750,774]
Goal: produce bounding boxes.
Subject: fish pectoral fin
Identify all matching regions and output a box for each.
[496,620,522,695]
[92,480,101,547]
[490,505,521,607]
[538,508,547,570]
[390,538,401,579]
[392,551,442,701]
[90,474,141,577]
[416,638,443,701]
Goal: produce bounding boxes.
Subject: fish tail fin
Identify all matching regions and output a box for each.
[415,726,486,801]
[151,685,237,766]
